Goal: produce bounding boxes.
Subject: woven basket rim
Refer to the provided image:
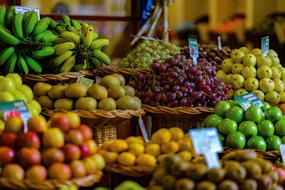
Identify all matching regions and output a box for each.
[96,66,151,76]
[105,164,156,177]
[142,105,214,115]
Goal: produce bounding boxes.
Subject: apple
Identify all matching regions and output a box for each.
[5,116,23,133]
[80,143,92,158]
[0,132,18,148]
[257,66,272,79]
[83,157,98,174]
[280,92,285,103]
[271,66,281,79]
[26,165,47,180]
[0,91,15,102]
[0,146,15,165]
[233,89,248,97]
[6,73,22,89]
[253,90,265,101]
[245,105,263,123]
[244,78,259,91]
[274,79,284,93]
[42,148,65,166]
[268,49,278,57]
[225,106,244,123]
[62,144,81,162]
[238,121,258,137]
[247,136,267,151]
[78,124,93,141]
[19,131,41,149]
[48,163,71,180]
[18,148,41,167]
[270,56,281,67]
[265,107,282,122]
[231,63,244,74]
[241,66,256,79]
[50,113,70,132]
[265,91,280,105]
[258,120,275,137]
[66,112,81,128]
[2,164,24,180]
[214,101,231,117]
[257,55,272,67]
[91,154,106,170]
[218,118,238,136]
[204,114,222,128]
[259,78,275,93]
[221,58,233,74]
[0,77,16,92]
[216,70,226,81]
[231,74,245,90]
[86,140,98,154]
[70,160,86,178]
[239,46,250,54]
[43,128,65,148]
[243,53,256,67]
[27,115,48,133]
[231,49,245,63]
[251,48,262,57]
[66,129,84,145]
[275,119,285,136]
[12,90,27,103]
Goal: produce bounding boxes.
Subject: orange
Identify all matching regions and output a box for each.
[136,154,157,167]
[145,143,161,156]
[102,140,115,151]
[169,127,184,141]
[126,136,144,144]
[161,141,179,154]
[103,151,118,164]
[117,152,136,166]
[178,151,192,161]
[110,139,128,153]
[28,115,48,133]
[128,143,145,156]
[151,128,172,144]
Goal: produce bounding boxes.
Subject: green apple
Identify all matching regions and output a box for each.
[271,66,281,79]
[265,107,282,122]
[218,118,238,135]
[245,105,263,123]
[27,103,39,116]
[0,77,16,92]
[231,74,245,90]
[258,120,274,137]
[225,74,233,84]
[233,89,248,97]
[12,90,28,103]
[266,135,282,151]
[241,66,256,79]
[231,49,245,63]
[214,101,231,117]
[204,114,222,128]
[243,53,256,67]
[238,121,258,137]
[257,66,272,79]
[265,91,280,105]
[216,70,226,81]
[239,46,250,55]
[275,119,285,136]
[257,55,272,67]
[253,90,265,101]
[279,92,285,103]
[262,101,271,111]
[259,78,275,93]
[0,91,15,102]
[244,78,259,91]
[18,85,33,102]
[6,73,22,89]
[225,106,244,123]
[221,58,233,74]
[247,136,267,151]
[273,79,284,93]
[251,48,262,57]
[231,63,244,74]
[226,131,246,149]
[268,49,278,57]
[280,67,285,80]
[269,55,280,67]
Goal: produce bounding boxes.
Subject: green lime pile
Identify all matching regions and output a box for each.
[204,100,285,151]
[118,40,180,68]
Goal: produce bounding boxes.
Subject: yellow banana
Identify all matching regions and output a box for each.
[53,38,72,44]
[54,41,76,55]
[60,55,75,73]
[90,38,110,49]
[92,32,98,40]
[59,31,80,44]
[12,13,24,39]
[53,50,73,67]
[82,24,94,48]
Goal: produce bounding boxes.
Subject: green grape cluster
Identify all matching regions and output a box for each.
[119,40,180,69]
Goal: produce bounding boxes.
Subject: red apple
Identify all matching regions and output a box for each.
[0,146,15,165]
[78,124,93,141]
[66,112,81,128]
[48,163,71,180]
[66,130,84,145]
[19,148,41,167]
[2,164,25,180]
[62,144,81,162]
[50,113,70,132]
[26,165,47,180]
[19,131,41,149]
[42,148,65,166]
[80,144,91,158]
[0,132,18,148]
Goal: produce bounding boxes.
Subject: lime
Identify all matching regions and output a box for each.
[265,107,282,122]
[226,131,246,149]
[204,114,223,128]
[215,101,231,117]
[266,135,282,151]
[275,119,285,136]
[218,118,238,136]
[247,136,267,151]
[258,120,275,137]
[225,106,244,123]
[245,105,263,123]
[238,121,258,137]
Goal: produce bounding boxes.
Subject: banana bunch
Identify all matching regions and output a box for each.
[50,15,110,73]
[0,5,57,74]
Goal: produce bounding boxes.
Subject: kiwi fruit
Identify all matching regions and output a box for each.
[240,179,258,190]
[160,155,182,170]
[207,168,226,183]
[148,185,164,190]
[162,175,177,190]
[48,85,67,99]
[218,180,238,190]
[37,96,53,109]
[271,184,284,190]
[153,168,167,184]
[54,98,74,110]
[186,163,208,181]
[175,178,195,190]
[252,158,272,174]
[196,181,216,190]
[170,160,190,178]
[224,161,247,183]
[257,175,273,190]
[269,170,279,184]
[242,160,262,179]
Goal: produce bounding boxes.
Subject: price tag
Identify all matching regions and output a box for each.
[217,36,222,50]
[188,38,199,66]
[15,6,40,20]
[261,36,270,56]
[138,116,149,142]
[77,77,94,89]
[235,92,263,111]
[0,100,30,132]
[189,128,222,168]
[280,144,285,165]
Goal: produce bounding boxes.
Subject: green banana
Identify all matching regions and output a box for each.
[0,5,6,26]
[54,41,76,55]
[93,49,110,64]
[92,32,98,40]
[67,25,80,35]
[49,18,58,28]
[0,46,15,65]
[5,52,17,73]
[12,13,24,39]
[0,27,20,45]
[32,46,55,59]
[40,31,58,43]
[60,55,75,73]
[74,60,87,71]
[90,38,110,49]
[5,6,15,29]
[53,50,73,66]
[71,19,81,30]
[23,11,32,22]
[53,37,72,44]
[82,25,94,48]
[25,56,42,73]
[62,15,71,26]
[24,11,38,37]
[0,23,11,34]
[59,31,80,44]
[89,56,103,68]
[17,55,29,74]
[33,17,50,35]
[55,24,66,33]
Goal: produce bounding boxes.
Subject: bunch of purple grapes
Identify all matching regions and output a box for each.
[129,54,232,107]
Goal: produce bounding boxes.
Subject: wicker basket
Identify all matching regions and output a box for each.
[41,108,145,145]
[142,105,214,133]
[96,66,150,78]
[0,172,102,190]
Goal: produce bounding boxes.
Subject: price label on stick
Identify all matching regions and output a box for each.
[235,92,263,111]
[15,6,40,20]
[261,36,270,56]
[77,77,94,89]
[188,38,199,66]
[280,144,285,165]
[138,116,149,142]
[189,128,222,168]
[217,36,222,50]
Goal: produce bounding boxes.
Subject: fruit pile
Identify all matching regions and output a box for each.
[99,127,195,167]
[49,15,110,73]
[0,73,41,116]
[218,47,285,104]
[148,149,284,190]
[205,100,285,151]
[34,74,142,111]
[118,39,180,68]
[0,112,105,181]
[130,54,231,107]
[0,6,58,74]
